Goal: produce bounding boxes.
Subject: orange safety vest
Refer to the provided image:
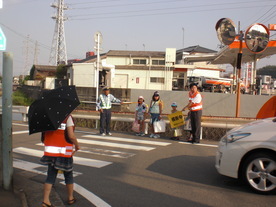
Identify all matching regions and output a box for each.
[43,116,73,158]
[189,91,203,111]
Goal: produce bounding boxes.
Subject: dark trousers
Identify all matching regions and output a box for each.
[100,109,111,134]
[190,110,202,143]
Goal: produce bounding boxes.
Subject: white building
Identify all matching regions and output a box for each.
[67,46,225,91]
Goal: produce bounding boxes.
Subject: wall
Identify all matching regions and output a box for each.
[129,89,273,118]
[114,69,173,90]
[71,63,95,87]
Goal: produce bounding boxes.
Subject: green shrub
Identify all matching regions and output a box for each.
[12,91,34,106]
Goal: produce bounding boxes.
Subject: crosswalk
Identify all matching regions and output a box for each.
[13,132,172,173]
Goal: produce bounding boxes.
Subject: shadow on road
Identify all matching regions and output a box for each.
[147,154,250,192]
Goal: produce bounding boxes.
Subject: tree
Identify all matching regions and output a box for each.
[257,65,276,79]
[30,65,35,80]
[56,64,67,79]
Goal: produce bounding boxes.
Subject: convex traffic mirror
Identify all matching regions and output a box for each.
[245,23,270,53]
[215,18,236,45]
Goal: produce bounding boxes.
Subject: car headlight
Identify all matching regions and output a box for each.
[221,131,251,143]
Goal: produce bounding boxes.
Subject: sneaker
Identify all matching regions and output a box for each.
[140,133,145,137]
[150,134,154,138]
[153,134,159,139]
[136,132,141,136]
[155,134,160,138]
[107,132,112,136]
[100,133,106,136]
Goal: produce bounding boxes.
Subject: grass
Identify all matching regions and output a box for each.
[12,90,34,106]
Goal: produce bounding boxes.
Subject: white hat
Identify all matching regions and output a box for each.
[138,96,144,100]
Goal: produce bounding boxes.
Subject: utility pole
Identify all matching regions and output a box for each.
[182,27,185,48]
[2,52,13,190]
[33,40,39,65]
[49,0,68,65]
[23,34,30,78]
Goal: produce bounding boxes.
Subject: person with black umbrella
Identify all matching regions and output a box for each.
[40,114,80,207]
[28,86,81,207]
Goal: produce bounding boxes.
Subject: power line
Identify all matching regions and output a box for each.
[69,1,274,19]
[71,0,187,10]
[70,4,275,21]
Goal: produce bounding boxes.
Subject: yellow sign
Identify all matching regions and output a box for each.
[167,111,184,128]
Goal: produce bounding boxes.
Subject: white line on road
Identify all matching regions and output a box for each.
[77,139,155,151]
[82,135,171,146]
[13,147,112,168]
[60,182,111,207]
[79,147,135,159]
[13,159,82,178]
[12,123,28,127]
[178,142,218,148]
[13,130,29,135]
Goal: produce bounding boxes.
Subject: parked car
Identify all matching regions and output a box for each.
[215,117,276,194]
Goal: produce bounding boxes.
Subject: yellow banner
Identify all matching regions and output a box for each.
[167,111,185,128]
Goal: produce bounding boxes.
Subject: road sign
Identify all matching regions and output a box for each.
[0,27,6,51]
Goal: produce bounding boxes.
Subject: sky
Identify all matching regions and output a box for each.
[1,0,276,76]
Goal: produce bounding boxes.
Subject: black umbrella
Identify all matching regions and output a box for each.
[28,85,80,135]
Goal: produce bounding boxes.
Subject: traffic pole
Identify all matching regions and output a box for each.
[235,31,243,118]
[2,52,13,190]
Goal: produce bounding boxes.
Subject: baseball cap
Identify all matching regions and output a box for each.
[153,91,160,96]
[103,86,110,91]
[171,102,177,107]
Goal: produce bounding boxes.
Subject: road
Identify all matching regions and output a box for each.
[12,122,275,207]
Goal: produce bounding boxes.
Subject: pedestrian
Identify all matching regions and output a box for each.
[135,96,148,136]
[148,91,163,138]
[40,115,80,207]
[170,102,181,140]
[182,83,203,143]
[97,87,123,136]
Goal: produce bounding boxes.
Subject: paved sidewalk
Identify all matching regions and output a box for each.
[1,169,65,207]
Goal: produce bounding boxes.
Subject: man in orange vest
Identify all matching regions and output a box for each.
[182,83,203,143]
[40,115,80,206]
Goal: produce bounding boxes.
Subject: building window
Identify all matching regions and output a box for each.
[150,77,164,83]
[152,60,165,65]
[133,59,146,65]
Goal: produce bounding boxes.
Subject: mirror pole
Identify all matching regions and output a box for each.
[235,30,243,117]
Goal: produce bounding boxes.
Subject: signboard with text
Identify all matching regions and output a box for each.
[0,27,6,51]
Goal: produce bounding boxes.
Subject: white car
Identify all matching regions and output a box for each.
[216,117,276,194]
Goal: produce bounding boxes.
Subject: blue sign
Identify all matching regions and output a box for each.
[0,27,6,51]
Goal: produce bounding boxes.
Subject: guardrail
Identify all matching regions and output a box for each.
[0,105,255,130]
[0,105,29,122]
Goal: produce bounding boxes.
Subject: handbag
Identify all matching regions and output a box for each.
[153,120,166,133]
[184,112,192,131]
[132,121,140,133]
[174,128,182,137]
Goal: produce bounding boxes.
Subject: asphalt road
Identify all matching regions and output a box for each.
[12,122,275,207]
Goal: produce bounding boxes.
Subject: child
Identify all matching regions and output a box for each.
[170,102,181,140]
[148,91,163,138]
[135,96,148,136]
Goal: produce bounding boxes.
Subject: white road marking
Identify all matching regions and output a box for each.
[12,123,28,127]
[13,147,112,168]
[79,147,135,159]
[77,139,155,151]
[60,182,111,207]
[178,141,218,148]
[13,159,82,178]
[13,130,29,135]
[82,135,171,146]
[75,130,97,135]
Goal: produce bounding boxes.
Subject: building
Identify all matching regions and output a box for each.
[67,46,225,91]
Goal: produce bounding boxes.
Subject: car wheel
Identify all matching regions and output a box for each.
[242,153,276,194]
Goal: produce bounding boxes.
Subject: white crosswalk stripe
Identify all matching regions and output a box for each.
[13,147,112,168]
[82,135,171,146]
